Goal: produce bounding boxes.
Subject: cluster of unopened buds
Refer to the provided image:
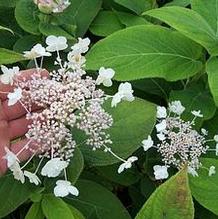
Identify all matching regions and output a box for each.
[0,35,137,197]
[33,0,71,14]
[142,100,217,180]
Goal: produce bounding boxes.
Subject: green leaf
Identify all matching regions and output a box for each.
[0,48,26,65]
[86,25,203,81]
[39,22,75,40]
[80,98,156,166]
[89,11,124,37]
[170,85,216,125]
[25,202,44,219]
[42,194,75,219]
[116,11,149,27]
[165,0,190,7]
[67,148,84,184]
[114,0,151,14]
[145,6,218,55]
[206,57,218,106]
[0,0,16,7]
[66,179,131,219]
[0,175,38,218]
[15,0,40,35]
[189,158,218,216]
[68,205,86,219]
[58,0,102,37]
[136,168,194,219]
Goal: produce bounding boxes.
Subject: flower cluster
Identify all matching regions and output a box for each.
[34,0,70,14]
[1,35,136,197]
[142,101,217,180]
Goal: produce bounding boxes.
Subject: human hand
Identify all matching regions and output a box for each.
[0,69,48,175]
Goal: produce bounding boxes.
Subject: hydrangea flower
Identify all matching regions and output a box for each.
[96,67,115,87]
[46,36,68,52]
[0,65,19,85]
[191,110,203,118]
[153,165,169,180]
[24,171,41,185]
[157,106,167,119]
[71,37,90,55]
[41,158,68,177]
[3,147,19,168]
[188,166,198,177]
[118,156,138,174]
[209,166,216,176]
[111,82,134,107]
[11,162,25,184]
[23,44,51,59]
[142,136,153,151]
[54,180,79,197]
[7,88,22,106]
[169,100,185,115]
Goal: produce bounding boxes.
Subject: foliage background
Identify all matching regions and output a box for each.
[0,0,218,218]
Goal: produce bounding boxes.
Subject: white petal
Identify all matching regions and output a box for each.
[68,185,79,196]
[111,93,122,107]
[118,163,125,174]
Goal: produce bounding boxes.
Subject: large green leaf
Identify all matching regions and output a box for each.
[15,0,40,35]
[145,6,218,55]
[66,179,131,219]
[0,175,38,218]
[67,148,84,184]
[189,158,218,216]
[206,57,218,106]
[25,202,44,219]
[165,0,190,7]
[136,168,194,219]
[114,0,152,14]
[42,194,75,219]
[0,0,16,7]
[86,25,203,81]
[89,11,124,37]
[58,0,102,37]
[80,98,156,166]
[0,48,26,65]
[68,205,85,219]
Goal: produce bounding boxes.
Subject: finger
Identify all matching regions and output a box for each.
[0,100,41,121]
[9,117,32,140]
[0,69,49,101]
[10,138,37,162]
[0,120,10,175]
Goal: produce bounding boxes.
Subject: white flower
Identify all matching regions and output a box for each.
[169,100,185,115]
[24,44,51,59]
[155,120,167,132]
[3,147,19,168]
[52,0,71,13]
[7,87,22,106]
[111,82,134,107]
[24,171,41,185]
[118,156,138,174]
[157,133,166,141]
[191,110,203,118]
[142,136,153,151]
[188,166,198,177]
[54,180,79,197]
[46,35,68,52]
[214,135,218,142]
[209,166,216,176]
[96,67,115,87]
[0,65,19,85]
[11,162,25,184]
[153,165,169,180]
[71,37,90,55]
[201,128,208,136]
[41,158,69,177]
[157,106,167,119]
[67,53,86,68]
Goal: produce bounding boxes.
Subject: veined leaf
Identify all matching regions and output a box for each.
[86,25,203,81]
[0,48,26,65]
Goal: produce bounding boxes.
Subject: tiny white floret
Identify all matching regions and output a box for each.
[155,120,167,133]
[71,37,90,55]
[209,166,216,176]
[188,166,198,177]
[0,65,19,85]
[96,67,115,87]
[54,180,79,197]
[157,133,166,141]
[169,100,185,115]
[214,135,218,142]
[11,162,25,184]
[3,147,19,168]
[24,44,51,59]
[191,110,203,118]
